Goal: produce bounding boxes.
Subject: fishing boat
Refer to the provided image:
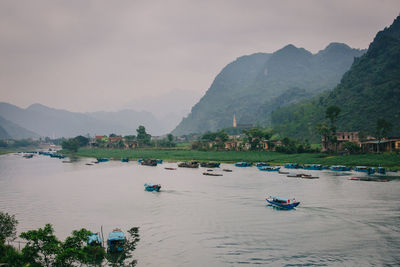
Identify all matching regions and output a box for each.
[164,167,177,170]
[156,159,163,164]
[258,166,280,171]
[107,229,125,253]
[178,161,199,168]
[144,183,161,192]
[87,233,102,246]
[200,162,220,168]
[330,165,351,171]
[354,166,375,174]
[202,172,223,176]
[301,174,319,179]
[23,154,34,158]
[278,170,289,174]
[50,153,66,159]
[141,159,158,166]
[234,162,252,167]
[96,158,109,163]
[266,196,300,209]
[256,162,269,167]
[303,164,322,170]
[284,163,301,169]
[121,158,129,162]
[222,169,233,172]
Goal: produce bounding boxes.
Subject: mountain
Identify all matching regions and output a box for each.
[0,102,168,138]
[0,115,39,139]
[172,43,365,135]
[271,16,400,141]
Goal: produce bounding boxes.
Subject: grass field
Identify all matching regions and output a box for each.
[71,148,400,168]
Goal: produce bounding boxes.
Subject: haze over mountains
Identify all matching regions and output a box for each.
[172,42,366,135]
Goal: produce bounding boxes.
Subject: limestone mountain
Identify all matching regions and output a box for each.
[271,16,400,141]
[0,115,39,139]
[172,43,365,135]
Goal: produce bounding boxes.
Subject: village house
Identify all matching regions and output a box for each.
[361,137,400,152]
[321,131,360,152]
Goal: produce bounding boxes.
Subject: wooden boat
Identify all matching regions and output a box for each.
[107,229,125,253]
[266,196,300,209]
[354,166,375,174]
[258,166,280,171]
[377,167,386,174]
[156,159,163,164]
[222,169,233,172]
[121,158,129,162]
[203,172,223,176]
[164,167,177,170]
[256,162,269,167]
[278,170,289,174]
[87,233,102,247]
[144,183,161,191]
[141,159,157,166]
[23,154,33,158]
[96,158,109,163]
[178,161,199,168]
[234,162,252,167]
[200,162,220,168]
[301,175,319,179]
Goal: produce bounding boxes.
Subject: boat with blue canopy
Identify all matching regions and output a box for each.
[266,196,300,209]
[256,162,269,167]
[87,233,102,246]
[258,166,280,171]
[303,164,322,170]
[235,162,252,167]
[354,166,375,174]
[121,158,129,162]
[144,183,161,192]
[284,163,301,169]
[96,158,109,163]
[107,229,125,253]
[377,167,386,174]
[330,165,351,171]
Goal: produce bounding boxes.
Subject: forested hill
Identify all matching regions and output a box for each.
[271,16,400,142]
[172,43,365,135]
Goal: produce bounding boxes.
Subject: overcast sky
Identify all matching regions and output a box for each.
[0,0,399,113]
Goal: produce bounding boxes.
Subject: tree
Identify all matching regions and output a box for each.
[73,135,89,147]
[167,134,174,143]
[136,126,151,146]
[62,139,80,153]
[0,212,18,244]
[375,118,393,153]
[325,105,341,125]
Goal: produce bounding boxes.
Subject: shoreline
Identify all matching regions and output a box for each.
[61,148,400,169]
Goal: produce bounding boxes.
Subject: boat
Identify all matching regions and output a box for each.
[284,163,301,169]
[222,169,233,172]
[234,162,252,167]
[330,165,351,171]
[303,164,322,170]
[87,233,102,246]
[200,162,220,168]
[354,166,375,174]
[96,158,109,163]
[144,183,161,191]
[121,158,129,162]
[50,153,66,159]
[141,159,158,166]
[348,177,388,182]
[203,172,223,176]
[377,167,386,175]
[258,166,280,171]
[266,196,300,209]
[178,161,199,168]
[278,170,289,174]
[23,154,34,158]
[301,175,319,179]
[164,167,177,170]
[137,158,143,163]
[256,162,269,167]
[156,159,163,164]
[107,229,125,253]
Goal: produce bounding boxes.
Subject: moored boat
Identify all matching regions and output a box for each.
[234,162,252,167]
[96,158,109,163]
[144,183,161,191]
[303,164,322,170]
[200,162,220,168]
[266,196,300,209]
[222,169,233,172]
[377,167,386,174]
[178,161,199,168]
[141,159,158,166]
[330,165,351,171]
[202,172,223,176]
[156,159,163,164]
[258,166,280,171]
[284,163,301,169]
[121,158,129,162]
[88,233,102,246]
[164,167,177,170]
[256,162,269,167]
[107,229,125,253]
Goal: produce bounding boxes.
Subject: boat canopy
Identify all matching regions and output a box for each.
[88,233,102,244]
[271,196,290,201]
[108,231,125,241]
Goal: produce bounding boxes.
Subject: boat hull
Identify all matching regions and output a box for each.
[266,198,299,209]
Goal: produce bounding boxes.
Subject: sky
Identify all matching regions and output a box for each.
[0,0,399,116]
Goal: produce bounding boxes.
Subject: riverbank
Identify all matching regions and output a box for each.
[68,148,400,169]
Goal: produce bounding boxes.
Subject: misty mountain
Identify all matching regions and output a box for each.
[172,43,366,135]
[271,16,400,141]
[0,102,169,138]
[0,115,39,139]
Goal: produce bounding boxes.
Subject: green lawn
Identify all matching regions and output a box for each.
[70,148,400,168]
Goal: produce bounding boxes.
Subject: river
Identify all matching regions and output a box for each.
[1,153,399,266]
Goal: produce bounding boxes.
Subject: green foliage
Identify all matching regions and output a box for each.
[136,126,151,146]
[73,135,90,147]
[243,128,272,150]
[0,212,18,244]
[61,139,80,153]
[271,16,400,141]
[342,141,361,154]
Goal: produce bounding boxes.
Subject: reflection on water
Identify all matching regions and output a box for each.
[1,153,400,266]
